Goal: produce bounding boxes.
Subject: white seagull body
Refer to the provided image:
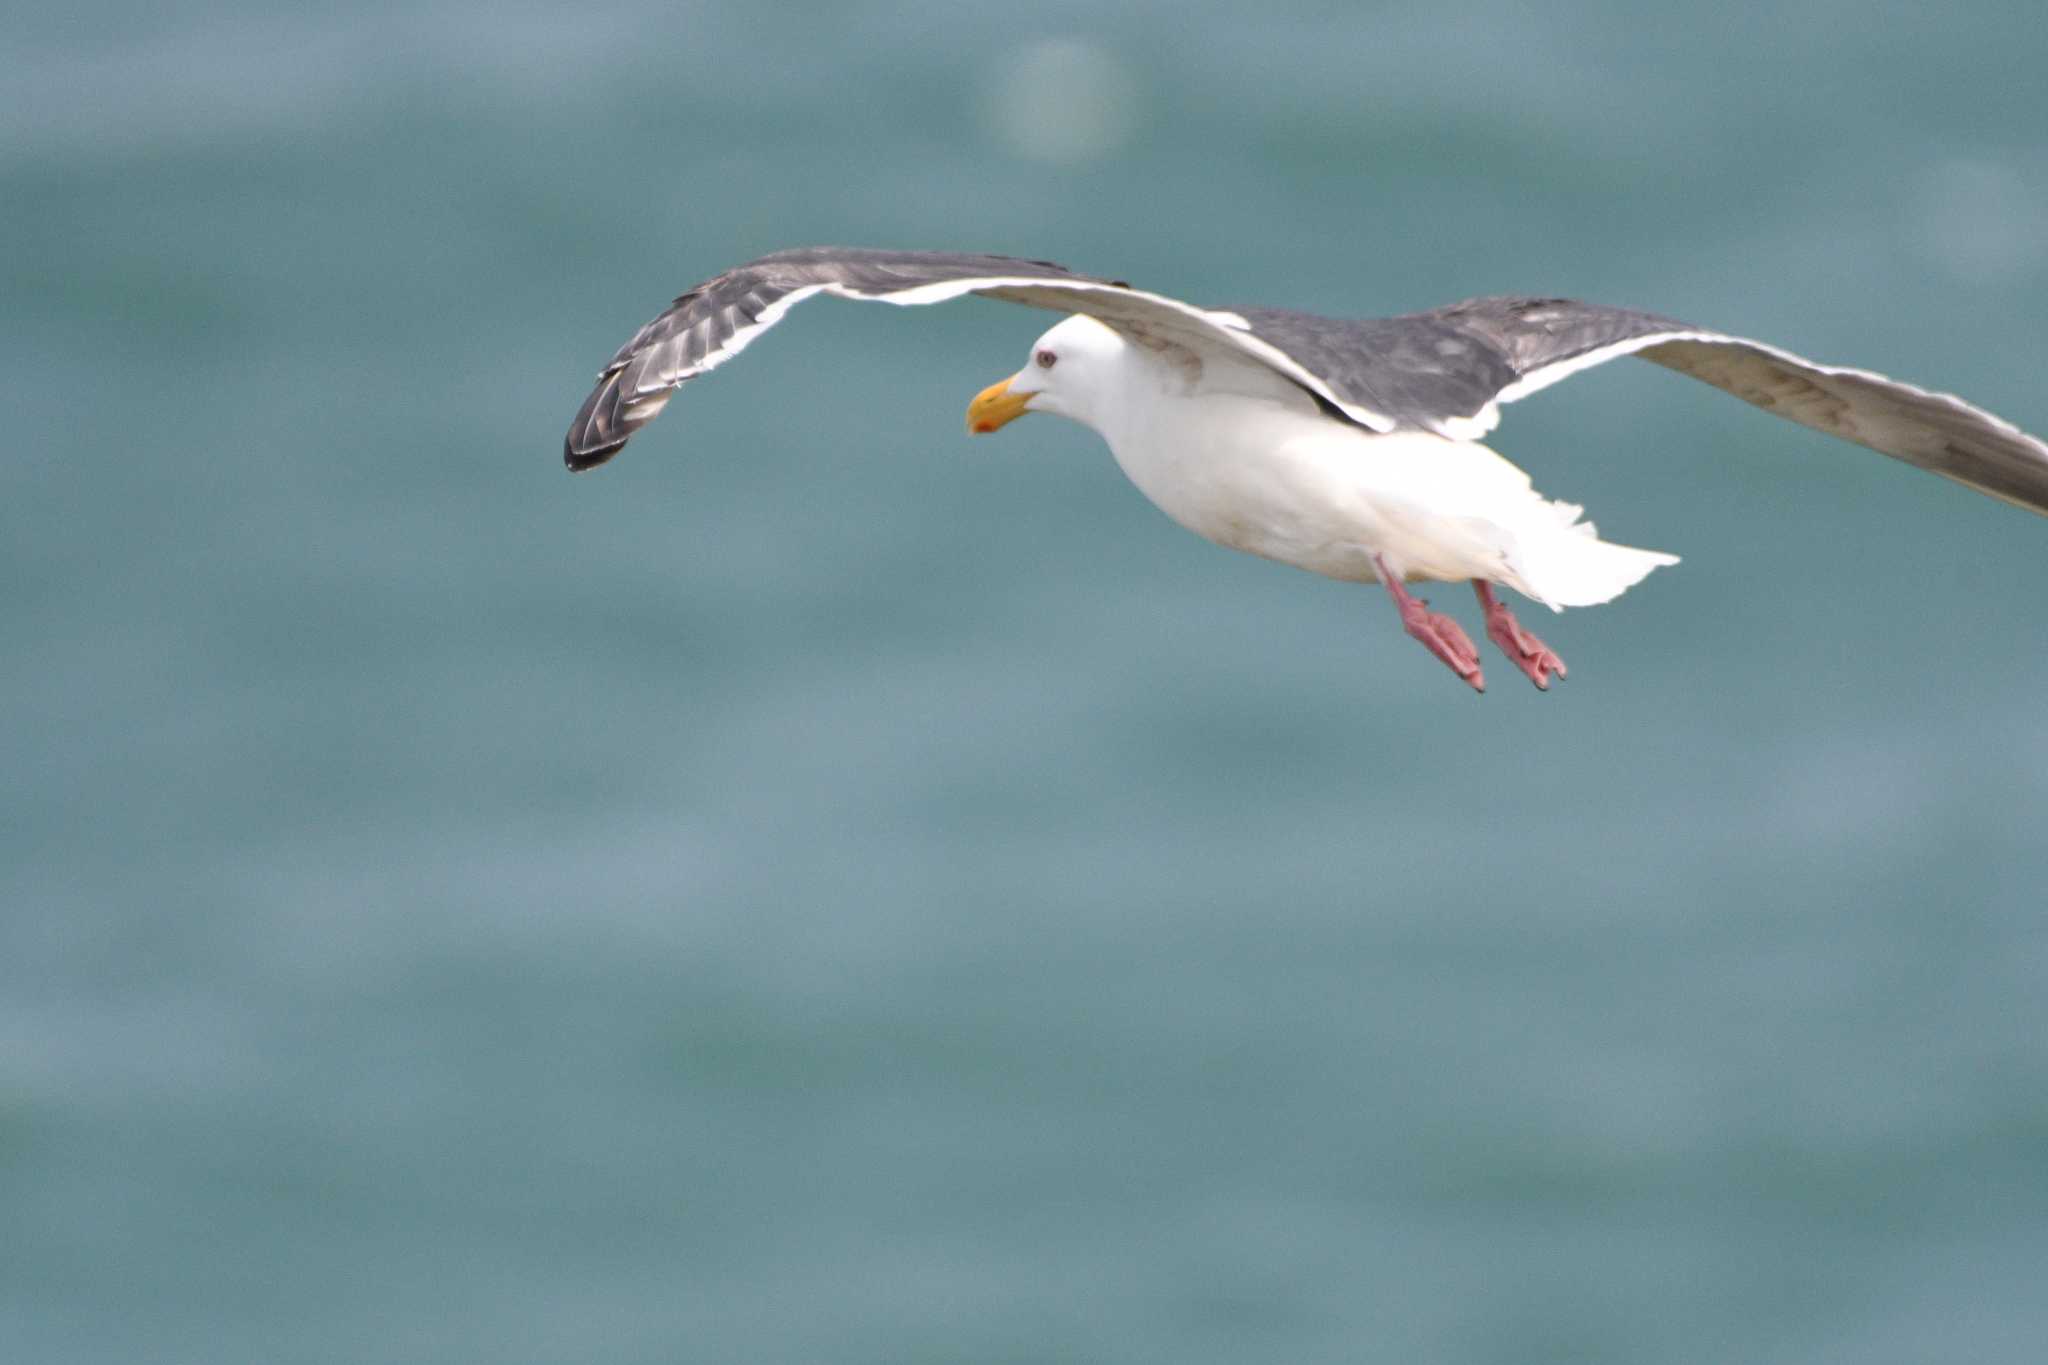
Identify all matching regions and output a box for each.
[565,248,2048,692]
[992,314,1676,610]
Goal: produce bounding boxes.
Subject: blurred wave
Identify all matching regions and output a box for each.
[4,4,2046,1363]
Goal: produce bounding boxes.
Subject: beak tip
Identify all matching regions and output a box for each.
[966,374,1031,435]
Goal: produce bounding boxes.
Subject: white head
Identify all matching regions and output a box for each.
[965,314,1130,438]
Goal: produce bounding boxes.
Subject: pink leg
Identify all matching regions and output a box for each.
[1374,555,1484,693]
[1473,581,1567,690]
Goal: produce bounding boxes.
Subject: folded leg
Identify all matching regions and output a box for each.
[1374,555,1484,693]
[1474,580,1567,690]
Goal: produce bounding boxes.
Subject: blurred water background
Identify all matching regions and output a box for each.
[5,3,2047,1361]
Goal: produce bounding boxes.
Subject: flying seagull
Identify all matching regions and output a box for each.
[564,247,2048,692]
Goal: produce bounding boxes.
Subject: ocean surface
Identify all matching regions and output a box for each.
[5,4,2047,1361]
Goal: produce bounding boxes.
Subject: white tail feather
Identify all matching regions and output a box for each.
[1509,528,1679,610]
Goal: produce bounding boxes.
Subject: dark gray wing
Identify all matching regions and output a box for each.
[1228,306,1531,440]
[1244,295,2048,517]
[563,247,1394,471]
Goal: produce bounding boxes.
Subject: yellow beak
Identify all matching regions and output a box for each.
[966,375,1032,434]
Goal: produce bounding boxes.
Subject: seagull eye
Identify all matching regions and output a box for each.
[1035,349,1057,370]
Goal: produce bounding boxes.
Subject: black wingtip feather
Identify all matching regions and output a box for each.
[564,438,623,472]
[563,367,633,471]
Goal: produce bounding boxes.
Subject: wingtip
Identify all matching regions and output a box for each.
[564,370,630,471]
[569,444,622,474]
[564,436,624,472]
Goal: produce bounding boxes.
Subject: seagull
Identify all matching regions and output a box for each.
[564,247,2048,693]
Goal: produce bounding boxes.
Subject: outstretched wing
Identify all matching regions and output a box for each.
[1384,296,2048,516]
[566,253,2048,514]
[562,247,1397,470]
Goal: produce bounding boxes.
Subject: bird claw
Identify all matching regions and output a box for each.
[1476,583,1567,690]
[1374,556,1487,692]
[1406,605,1486,692]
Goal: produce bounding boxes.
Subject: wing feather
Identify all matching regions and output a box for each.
[565,254,2048,516]
[1430,297,2048,516]
[562,247,1391,470]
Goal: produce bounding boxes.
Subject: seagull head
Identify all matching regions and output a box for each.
[966,314,1128,436]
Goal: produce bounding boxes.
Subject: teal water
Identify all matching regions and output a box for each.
[5,4,2047,1361]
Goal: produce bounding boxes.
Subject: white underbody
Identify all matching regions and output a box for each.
[1029,318,1678,611]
